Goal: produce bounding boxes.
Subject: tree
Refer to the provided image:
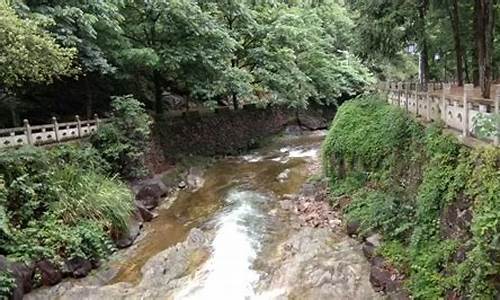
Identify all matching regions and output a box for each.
[417,0,430,86]
[203,0,372,109]
[449,0,465,86]
[475,0,495,98]
[22,0,125,117]
[0,2,76,125]
[116,0,235,113]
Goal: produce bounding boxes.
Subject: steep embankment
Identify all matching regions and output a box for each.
[322,95,499,299]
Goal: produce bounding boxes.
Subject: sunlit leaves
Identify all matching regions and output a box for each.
[0,2,77,88]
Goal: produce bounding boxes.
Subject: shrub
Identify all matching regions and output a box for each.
[0,148,58,227]
[322,95,500,298]
[92,95,152,179]
[4,217,114,263]
[49,144,111,175]
[322,94,423,178]
[0,141,134,271]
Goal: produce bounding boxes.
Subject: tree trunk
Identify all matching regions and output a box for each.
[85,77,93,119]
[153,71,163,114]
[449,0,465,86]
[232,92,239,110]
[464,49,471,83]
[231,58,239,110]
[475,0,495,98]
[418,0,429,89]
[10,105,19,127]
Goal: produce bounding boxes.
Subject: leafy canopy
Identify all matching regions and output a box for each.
[0,2,76,88]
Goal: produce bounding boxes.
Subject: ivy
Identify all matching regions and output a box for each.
[322,96,500,299]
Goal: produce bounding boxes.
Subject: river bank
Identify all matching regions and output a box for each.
[25,130,381,300]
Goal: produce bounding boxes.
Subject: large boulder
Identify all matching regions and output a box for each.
[0,255,34,300]
[136,202,155,222]
[369,257,404,293]
[113,210,143,249]
[135,183,164,210]
[362,242,376,260]
[186,167,205,191]
[65,257,92,279]
[440,195,473,240]
[346,220,360,237]
[297,110,328,130]
[36,260,62,286]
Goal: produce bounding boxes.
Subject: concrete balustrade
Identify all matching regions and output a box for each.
[383,82,499,147]
[0,115,106,149]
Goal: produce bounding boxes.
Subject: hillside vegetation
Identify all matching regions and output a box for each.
[322,96,500,298]
[0,96,151,297]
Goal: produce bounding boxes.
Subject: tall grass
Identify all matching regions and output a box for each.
[50,165,134,231]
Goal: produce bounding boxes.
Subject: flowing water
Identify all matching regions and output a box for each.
[108,133,322,288]
[26,131,378,300]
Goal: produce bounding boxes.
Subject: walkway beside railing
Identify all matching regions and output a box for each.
[0,114,107,149]
[380,82,499,147]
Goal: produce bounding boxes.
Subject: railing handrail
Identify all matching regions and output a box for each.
[0,114,108,149]
[381,81,500,147]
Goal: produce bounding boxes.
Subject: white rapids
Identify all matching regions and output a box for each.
[175,190,269,300]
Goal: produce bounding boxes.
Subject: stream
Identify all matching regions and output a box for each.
[26,131,380,300]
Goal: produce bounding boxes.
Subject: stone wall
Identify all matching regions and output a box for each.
[156,104,336,158]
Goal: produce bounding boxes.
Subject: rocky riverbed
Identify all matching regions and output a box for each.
[26,131,382,300]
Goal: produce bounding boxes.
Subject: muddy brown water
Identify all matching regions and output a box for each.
[108,133,323,287]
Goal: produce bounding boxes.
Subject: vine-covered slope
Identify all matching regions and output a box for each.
[322,95,499,299]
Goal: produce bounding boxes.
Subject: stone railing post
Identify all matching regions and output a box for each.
[23,119,33,146]
[76,115,82,138]
[415,84,420,116]
[463,84,473,137]
[397,82,402,107]
[94,113,100,129]
[442,83,451,124]
[495,85,500,146]
[52,117,59,142]
[405,82,409,112]
[426,91,431,121]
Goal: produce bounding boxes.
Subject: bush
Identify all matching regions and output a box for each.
[322,95,500,298]
[322,94,422,176]
[92,95,152,179]
[4,217,114,263]
[0,142,134,270]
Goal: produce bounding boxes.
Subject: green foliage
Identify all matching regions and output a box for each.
[408,239,459,299]
[48,144,111,175]
[378,240,410,273]
[322,93,422,178]
[454,147,500,298]
[115,0,374,110]
[0,270,15,299]
[92,95,152,179]
[5,217,113,263]
[21,0,124,75]
[0,176,10,239]
[345,188,414,239]
[0,2,77,88]
[322,97,500,298]
[50,165,133,231]
[0,141,133,270]
[473,113,500,140]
